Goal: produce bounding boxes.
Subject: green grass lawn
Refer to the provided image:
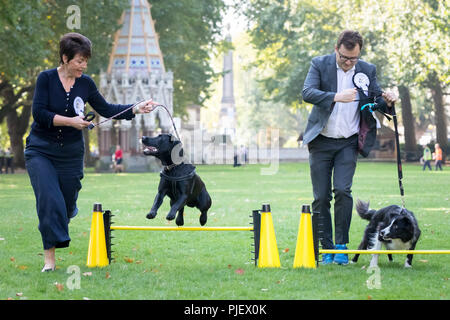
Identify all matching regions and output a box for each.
[0,162,449,300]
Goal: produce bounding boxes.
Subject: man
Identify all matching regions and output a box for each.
[302,30,397,265]
[422,146,432,171]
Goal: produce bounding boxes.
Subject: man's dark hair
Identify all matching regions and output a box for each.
[336,30,363,51]
[59,33,92,64]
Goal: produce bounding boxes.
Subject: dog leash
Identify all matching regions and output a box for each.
[359,99,405,208]
[152,104,181,142]
[87,100,144,130]
[87,100,181,142]
[391,103,406,208]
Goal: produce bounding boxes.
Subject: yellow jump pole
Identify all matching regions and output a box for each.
[320,249,450,255]
[110,226,253,231]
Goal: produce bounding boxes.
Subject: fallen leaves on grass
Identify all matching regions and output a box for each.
[235,268,245,275]
[105,271,111,279]
[54,282,64,291]
[283,248,290,253]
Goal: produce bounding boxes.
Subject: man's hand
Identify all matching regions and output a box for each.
[382,91,397,107]
[334,88,357,103]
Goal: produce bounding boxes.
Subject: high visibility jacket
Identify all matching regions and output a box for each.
[435,147,442,161]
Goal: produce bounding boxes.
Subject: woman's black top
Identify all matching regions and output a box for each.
[31,68,134,144]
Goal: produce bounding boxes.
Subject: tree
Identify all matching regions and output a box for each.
[0,0,129,167]
[1,0,228,167]
[386,0,449,161]
[242,0,449,160]
[149,0,227,116]
[0,1,54,166]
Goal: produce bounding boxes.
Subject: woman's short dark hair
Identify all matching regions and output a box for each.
[336,30,363,51]
[59,33,92,64]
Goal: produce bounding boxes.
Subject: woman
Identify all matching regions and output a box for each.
[25,33,156,272]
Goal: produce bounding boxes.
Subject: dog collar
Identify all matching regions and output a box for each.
[164,162,183,171]
[160,168,196,182]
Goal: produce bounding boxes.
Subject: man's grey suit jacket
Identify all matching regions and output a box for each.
[302,53,390,157]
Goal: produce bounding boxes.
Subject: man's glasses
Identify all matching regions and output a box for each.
[338,51,359,62]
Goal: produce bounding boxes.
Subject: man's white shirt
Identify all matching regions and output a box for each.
[321,64,360,138]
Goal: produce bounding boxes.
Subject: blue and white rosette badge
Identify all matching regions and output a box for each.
[353,72,381,128]
[73,96,85,117]
[352,72,370,96]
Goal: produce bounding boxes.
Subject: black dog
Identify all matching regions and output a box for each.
[142,134,212,226]
[352,199,421,268]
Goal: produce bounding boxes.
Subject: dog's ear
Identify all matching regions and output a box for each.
[170,141,184,164]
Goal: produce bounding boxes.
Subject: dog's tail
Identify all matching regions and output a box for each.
[356,199,376,221]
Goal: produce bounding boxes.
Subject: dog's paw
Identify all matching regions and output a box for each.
[166,213,176,221]
[199,212,207,226]
[146,211,157,219]
[176,215,184,226]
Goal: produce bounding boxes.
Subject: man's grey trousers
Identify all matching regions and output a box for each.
[308,134,358,249]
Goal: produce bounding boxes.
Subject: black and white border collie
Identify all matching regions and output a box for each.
[352,199,421,268]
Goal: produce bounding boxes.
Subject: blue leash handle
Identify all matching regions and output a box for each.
[361,103,377,112]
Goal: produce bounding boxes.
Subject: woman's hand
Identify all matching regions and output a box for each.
[133,99,160,114]
[53,114,91,130]
[70,115,92,130]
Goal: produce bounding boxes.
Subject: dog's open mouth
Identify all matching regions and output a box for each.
[143,146,158,155]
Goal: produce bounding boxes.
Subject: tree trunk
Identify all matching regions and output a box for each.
[6,104,32,168]
[428,73,447,163]
[398,85,417,161]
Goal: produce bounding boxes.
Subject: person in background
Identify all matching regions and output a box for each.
[422,146,432,171]
[113,144,124,173]
[0,148,4,174]
[114,145,123,166]
[5,148,14,174]
[433,143,443,171]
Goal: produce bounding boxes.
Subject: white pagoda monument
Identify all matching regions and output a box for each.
[98,0,174,171]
